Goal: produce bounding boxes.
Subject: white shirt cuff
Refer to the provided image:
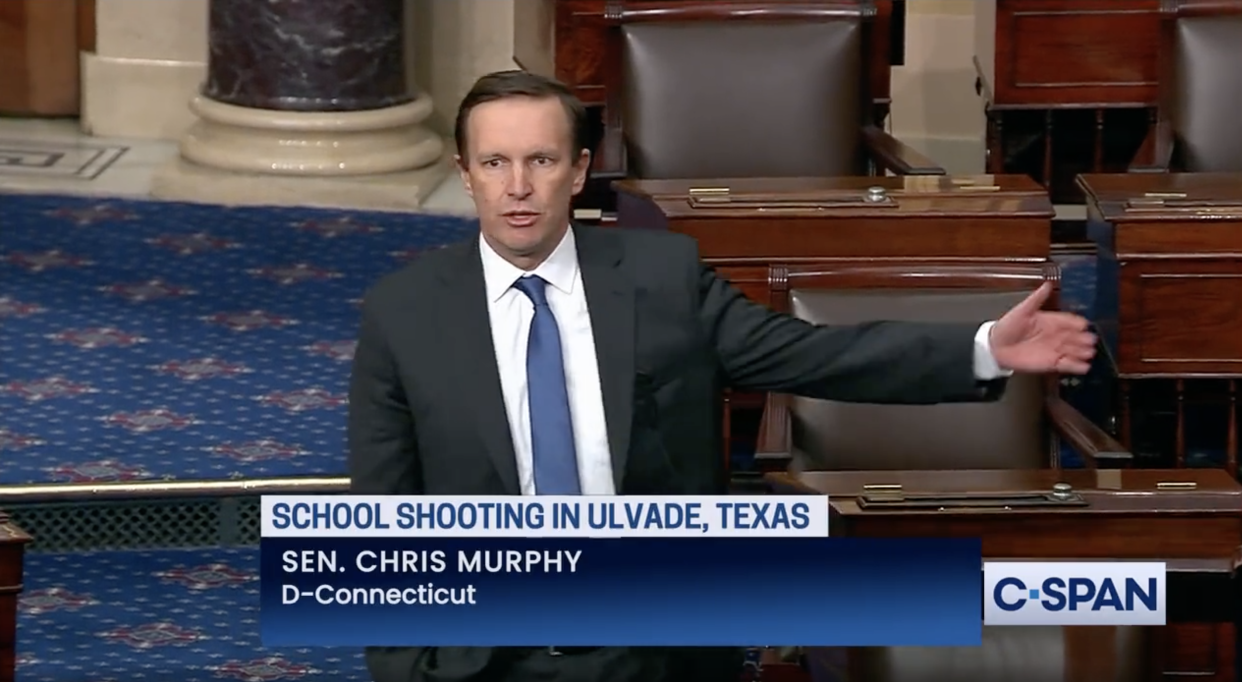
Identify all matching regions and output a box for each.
[973,321,1012,380]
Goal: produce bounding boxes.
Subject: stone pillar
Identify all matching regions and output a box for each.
[178,0,443,176]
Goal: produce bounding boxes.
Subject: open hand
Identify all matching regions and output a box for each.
[989,283,1097,375]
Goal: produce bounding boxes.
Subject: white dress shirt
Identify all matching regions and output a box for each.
[480,229,615,495]
[479,230,1012,496]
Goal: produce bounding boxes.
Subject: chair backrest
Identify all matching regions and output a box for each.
[780,265,1057,471]
[610,3,871,179]
[1163,4,1242,171]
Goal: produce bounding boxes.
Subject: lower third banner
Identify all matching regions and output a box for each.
[260,537,982,647]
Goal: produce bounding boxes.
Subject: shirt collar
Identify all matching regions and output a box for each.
[479,227,579,303]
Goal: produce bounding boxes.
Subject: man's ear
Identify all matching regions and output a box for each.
[454,155,473,197]
[570,148,591,196]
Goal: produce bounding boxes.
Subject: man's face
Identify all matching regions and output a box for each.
[457,96,590,269]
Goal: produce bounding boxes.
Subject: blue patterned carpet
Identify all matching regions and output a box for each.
[17,547,371,682]
[0,194,478,484]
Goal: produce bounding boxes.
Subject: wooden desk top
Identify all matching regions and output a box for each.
[613,174,1053,219]
[616,174,1047,197]
[767,468,1242,516]
[1078,172,1242,222]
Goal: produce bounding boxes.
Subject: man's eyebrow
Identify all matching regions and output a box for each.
[476,149,562,160]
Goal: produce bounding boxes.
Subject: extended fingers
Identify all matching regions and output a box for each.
[1057,328,1097,372]
[1042,311,1090,331]
[1056,357,1093,375]
[1039,311,1096,359]
[1061,331,1098,358]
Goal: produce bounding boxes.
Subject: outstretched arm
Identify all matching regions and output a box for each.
[698,264,1006,404]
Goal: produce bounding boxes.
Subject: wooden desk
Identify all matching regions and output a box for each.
[768,468,1242,681]
[0,513,30,682]
[974,0,1160,202]
[1079,172,1242,470]
[614,174,1054,303]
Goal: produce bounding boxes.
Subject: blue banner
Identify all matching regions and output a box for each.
[260,537,982,647]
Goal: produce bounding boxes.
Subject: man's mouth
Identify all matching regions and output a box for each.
[503,211,540,228]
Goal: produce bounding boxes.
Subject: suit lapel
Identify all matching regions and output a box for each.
[438,240,521,494]
[575,225,635,491]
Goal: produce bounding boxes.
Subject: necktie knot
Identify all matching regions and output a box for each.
[513,275,549,307]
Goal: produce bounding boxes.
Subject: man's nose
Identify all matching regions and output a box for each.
[505,168,532,198]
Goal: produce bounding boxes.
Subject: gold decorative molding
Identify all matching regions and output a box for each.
[0,476,349,503]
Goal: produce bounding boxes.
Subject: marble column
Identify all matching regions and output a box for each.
[178,0,443,176]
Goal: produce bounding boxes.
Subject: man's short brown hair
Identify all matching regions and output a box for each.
[454,70,591,163]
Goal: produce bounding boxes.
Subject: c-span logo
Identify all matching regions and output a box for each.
[983,561,1165,626]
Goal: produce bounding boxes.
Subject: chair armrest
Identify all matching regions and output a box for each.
[755,392,792,465]
[1128,120,1174,173]
[1044,394,1134,467]
[860,126,946,175]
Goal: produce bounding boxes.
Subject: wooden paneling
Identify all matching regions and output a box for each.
[77,0,95,53]
[985,0,1161,107]
[0,0,85,115]
[976,0,1163,203]
[1124,265,1242,374]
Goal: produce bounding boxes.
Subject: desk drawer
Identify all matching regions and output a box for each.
[984,0,1160,107]
[1117,259,1242,375]
[1118,222,1242,256]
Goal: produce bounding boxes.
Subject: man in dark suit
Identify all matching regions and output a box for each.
[348,70,1096,682]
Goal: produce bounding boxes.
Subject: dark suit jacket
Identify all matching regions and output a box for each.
[347,224,1004,681]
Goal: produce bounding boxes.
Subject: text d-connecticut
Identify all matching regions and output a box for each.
[282,582,478,607]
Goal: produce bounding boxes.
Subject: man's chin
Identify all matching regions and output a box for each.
[499,233,551,258]
[485,222,566,258]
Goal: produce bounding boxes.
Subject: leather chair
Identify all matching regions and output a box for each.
[1130,0,1242,172]
[596,1,943,182]
[754,264,1139,682]
[756,264,1130,473]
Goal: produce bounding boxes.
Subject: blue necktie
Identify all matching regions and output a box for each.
[512,276,581,494]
